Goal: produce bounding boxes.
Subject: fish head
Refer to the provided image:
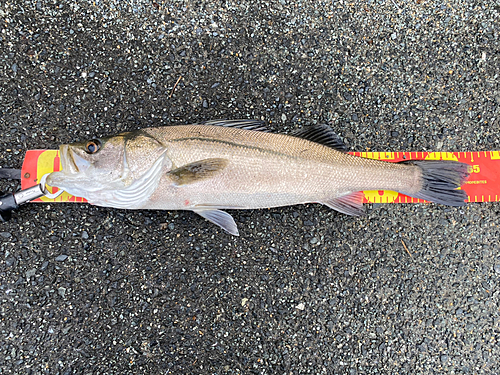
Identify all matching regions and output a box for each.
[46,135,130,197]
[46,130,169,200]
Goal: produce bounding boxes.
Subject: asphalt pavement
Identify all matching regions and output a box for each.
[1,0,499,374]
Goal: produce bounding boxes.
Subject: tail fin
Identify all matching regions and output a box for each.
[401,160,469,206]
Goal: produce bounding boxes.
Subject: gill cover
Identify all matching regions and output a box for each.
[94,151,167,209]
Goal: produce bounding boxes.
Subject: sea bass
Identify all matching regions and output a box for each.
[46,120,469,235]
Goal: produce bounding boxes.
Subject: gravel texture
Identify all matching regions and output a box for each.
[1,0,500,374]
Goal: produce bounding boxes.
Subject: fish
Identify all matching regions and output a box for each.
[46,120,469,235]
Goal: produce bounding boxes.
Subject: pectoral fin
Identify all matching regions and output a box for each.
[193,209,239,236]
[321,192,365,216]
[168,158,229,186]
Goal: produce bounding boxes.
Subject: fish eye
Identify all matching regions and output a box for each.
[85,139,102,154]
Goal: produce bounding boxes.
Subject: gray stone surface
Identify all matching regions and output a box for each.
[0,0,499,374]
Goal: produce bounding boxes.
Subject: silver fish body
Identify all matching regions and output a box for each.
[47,120,469,235]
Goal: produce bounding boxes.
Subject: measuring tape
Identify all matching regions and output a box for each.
[351,150,499,203]
[20,150,500,203]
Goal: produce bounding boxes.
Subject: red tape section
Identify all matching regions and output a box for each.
[21,150,87,203]
[350,151,500,203]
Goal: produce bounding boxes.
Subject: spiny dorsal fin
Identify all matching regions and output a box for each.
[321,192,365,216]
[168,158,229,185]
[200,119,271,132]
[292,124,347,152]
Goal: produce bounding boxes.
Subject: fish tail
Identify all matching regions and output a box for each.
[400,160,470,206]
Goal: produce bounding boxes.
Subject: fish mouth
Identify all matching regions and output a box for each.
[59,145,90,174]
[59,145,77,174]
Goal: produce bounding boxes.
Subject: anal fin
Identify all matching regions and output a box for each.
[193,209,239,236]
[321,192,365,216]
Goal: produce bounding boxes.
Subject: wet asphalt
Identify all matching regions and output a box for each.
[0,1,499,374]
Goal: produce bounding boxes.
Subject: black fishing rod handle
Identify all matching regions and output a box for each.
[0,192,18,222]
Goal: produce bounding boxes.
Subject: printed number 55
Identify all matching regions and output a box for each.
[468,165,480,174]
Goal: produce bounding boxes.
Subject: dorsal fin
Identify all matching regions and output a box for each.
[200,119,271,132]
[292,124,347,152]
